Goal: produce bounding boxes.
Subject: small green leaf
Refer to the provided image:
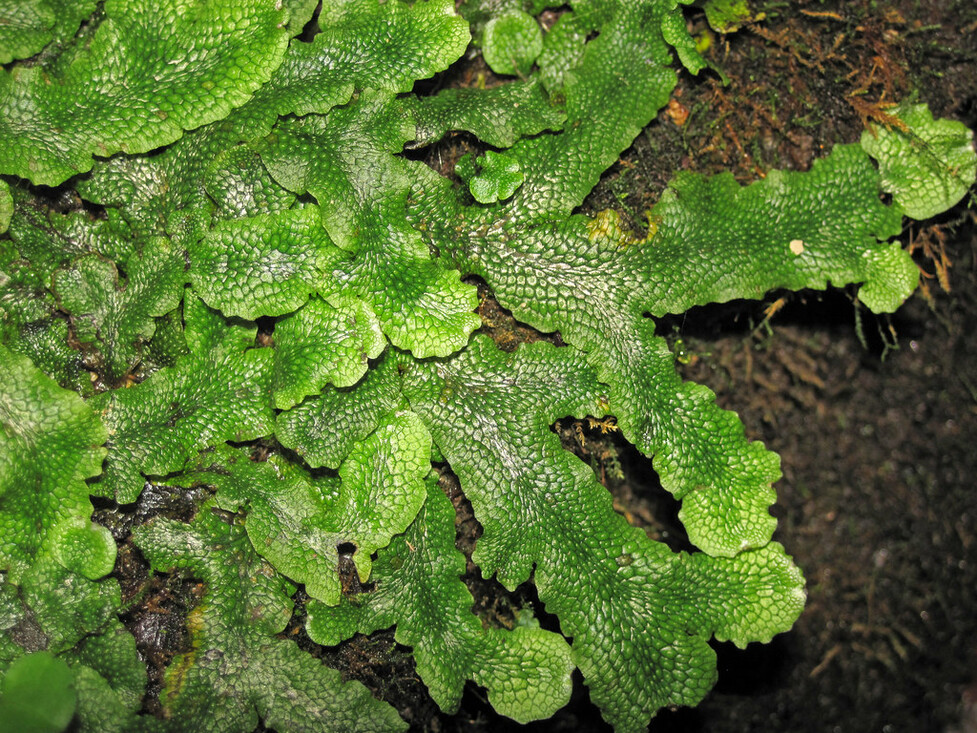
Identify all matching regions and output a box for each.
[244,0,469,127]
[308,477,574,724]
[643,144,913,314]
[50,520,116,581]
[0,652,76,733]
[90,310,274,504]
[176,408,431,607]
[53,239,184,381]
[327,410,431,593]
[260,96,480,357]
[276,349,403,469]
[0,0,290,186]
[133,504,408,732]
[0,345,109,583]
[409,80,565,149]
[483,11,543,77]
[61,620,146,733]
[189,207,346,321]
[271,294,386,410]
[474,626,573,724]
[258,93,416,250]
[861,102,977,220]
[499,2,679,218]
[660,2,707,73]
[469,151,525,204]
[702,0,755,33]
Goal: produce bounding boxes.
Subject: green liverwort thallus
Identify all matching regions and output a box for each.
[0,1,973,731]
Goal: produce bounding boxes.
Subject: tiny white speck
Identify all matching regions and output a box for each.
[789,239,805,256]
